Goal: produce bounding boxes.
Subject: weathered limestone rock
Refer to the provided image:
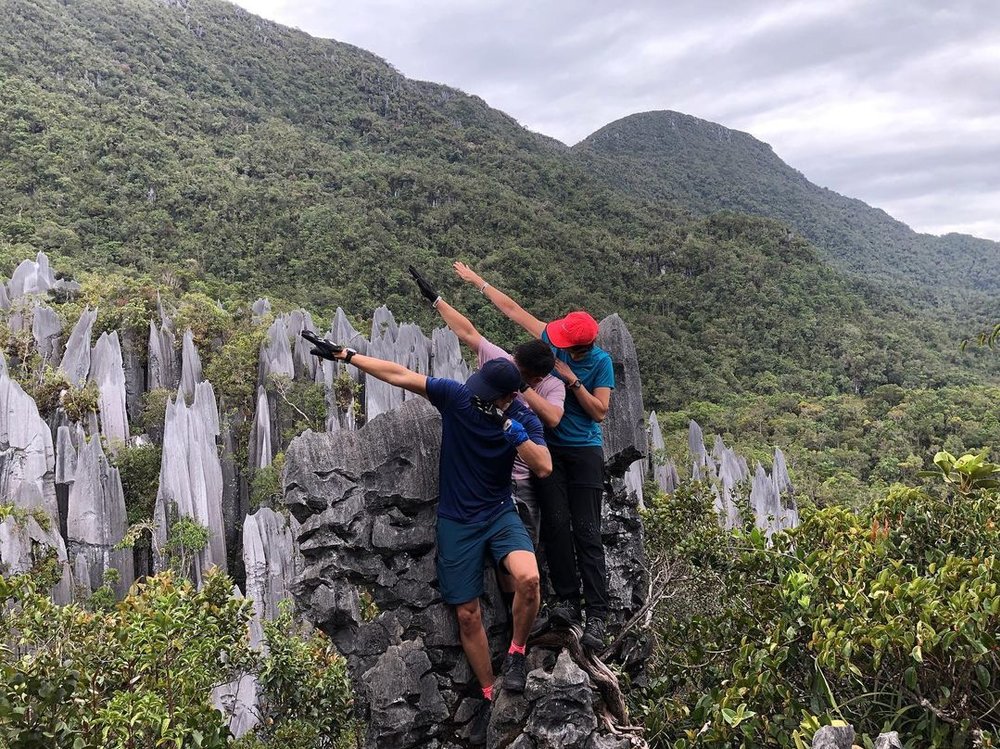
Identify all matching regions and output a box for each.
[597,314,646,475]
[242,506,297,648]
[251,297,271,325]
[248,385,273,470]
[259,316,294,385]
[89,331,130,445]
[288,310,318,382]
[31,301,63,365]
[66,435,134,598]
[0,354,60,520]
[431,327,469,382]
[148,314,179,392]
[60,308,97,386]
[493,651,597,749]
[153,381,227,581]
[366,324,405,421]
[0,284,9,310]
[212,672,259,740]
[120,328,145,423]
[179,329,203,401]
[647,411,678,494]
[681,420,798,536]
[874,732,902,749]
[8,252,56,298]
[812,724,855,749]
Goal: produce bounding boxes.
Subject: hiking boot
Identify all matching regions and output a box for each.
[468,698,491,746]
[581,616,606,651]
[548,599,581,629]
[502,651,527,692]
[529,603,551,637]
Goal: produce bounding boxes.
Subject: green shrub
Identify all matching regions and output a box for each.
[113,442,162,526]
[242,603,357,749]
[638,454,1000,748]
[0,569,249,748]
[250,453,285,511]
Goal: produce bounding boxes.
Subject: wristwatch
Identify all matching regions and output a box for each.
[518,380,529,393]
[342,348,358,365]
[569,379,583,390]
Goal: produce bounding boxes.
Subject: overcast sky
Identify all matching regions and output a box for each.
[235,0,1000,241]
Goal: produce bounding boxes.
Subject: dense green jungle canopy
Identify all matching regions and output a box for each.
[0,0,996,409]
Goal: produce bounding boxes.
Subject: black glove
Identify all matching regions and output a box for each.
[471,395,507,426]
[301,330,343,361]
[408,265,441,305]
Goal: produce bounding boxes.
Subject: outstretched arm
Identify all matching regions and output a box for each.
[345,353,428,397]
[453,262,546,339]
[434,300,483,351]
[303,332,427,397]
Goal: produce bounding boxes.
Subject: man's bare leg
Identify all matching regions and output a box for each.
[455,598,494,690]
[503,550,540,645]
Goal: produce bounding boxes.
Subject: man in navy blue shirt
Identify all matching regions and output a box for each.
[306,334,551,737]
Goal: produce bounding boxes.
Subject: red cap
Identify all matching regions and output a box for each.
[545,311,599,348]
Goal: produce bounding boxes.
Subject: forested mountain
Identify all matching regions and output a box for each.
[0,0,994,407]
[575,110,1000,311]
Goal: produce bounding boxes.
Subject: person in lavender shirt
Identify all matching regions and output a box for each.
[409,266,565,546]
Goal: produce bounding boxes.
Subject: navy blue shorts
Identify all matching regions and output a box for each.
[436,507,534,605]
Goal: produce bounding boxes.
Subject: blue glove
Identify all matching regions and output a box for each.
[502,417,529,448]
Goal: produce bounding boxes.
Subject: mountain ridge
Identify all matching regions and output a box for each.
[0,0,995,408]
[574,109,1000,309]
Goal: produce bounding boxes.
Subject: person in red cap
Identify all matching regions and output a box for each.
[453,262,615,651]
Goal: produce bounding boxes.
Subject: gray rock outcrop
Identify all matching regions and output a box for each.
[153,381,227,582]
[65,435,135,598]
[242,506,297,648]
[148,308,179,392]
[597,314,646,475]
[89,331,130,445]
[811,724,855,749]
[60,308,97,386]
[31,301,63,365]
[179,329,203,401]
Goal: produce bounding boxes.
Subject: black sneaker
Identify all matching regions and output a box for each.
[468,698,491,746]
[548,599,581,628]
[502,651,527,693]
[581,616,606,651]
[529,603,551,637]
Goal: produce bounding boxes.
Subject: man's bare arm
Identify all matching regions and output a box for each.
[434,299,483,351]
[340,352,427,397]
[453,262,546,339]
[516,440,552,478]
[520,387,564,429]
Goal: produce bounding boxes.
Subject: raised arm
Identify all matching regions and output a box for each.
[434,300,483,351]
[453,262,546,339]
[520,386,564,429]
[409,264,483,350]
[303,331,427,397]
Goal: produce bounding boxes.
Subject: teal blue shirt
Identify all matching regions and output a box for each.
[542,330,615,447]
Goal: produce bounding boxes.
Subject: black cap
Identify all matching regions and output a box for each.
[465,358,522,401]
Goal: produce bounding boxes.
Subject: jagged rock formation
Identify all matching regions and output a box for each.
[65,431,135,598]
[286,315,650,748]
[242,506,298,648]
[647,412,679,494]
[148,304,179,391]
[31,301,63,365]
[651,419,799,536]
[153,381,227,582]
[89,331,130,445]
[0,353,74,602]
[60,307,97,386]
[179,328,203,401]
